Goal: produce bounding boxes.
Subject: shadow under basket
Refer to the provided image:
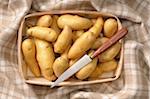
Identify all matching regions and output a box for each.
[18,10,124,86]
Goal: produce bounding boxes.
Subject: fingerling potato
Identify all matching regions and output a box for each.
[91,37,109,49]
[37,15,52,27]
[35,39,55,81]
[54,25,72,53]
[27,26,57,42]
[104,18,118,37]
[100,59,118,72]
[22,39,40,77]
[99,42,121,62]
[57,14,93,30]
[51,15,61,37]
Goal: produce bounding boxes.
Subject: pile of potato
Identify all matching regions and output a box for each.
[22,14,121,81]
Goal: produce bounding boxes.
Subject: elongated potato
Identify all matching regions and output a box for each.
[35,39,55,81]
[100,59,118,72]
[91,37,109,49]
[68,31,96,59]
[54,25,72,53]
[22,39,40,77]
[53,57,69,77]
[68,17,103,59]
[104,18,118,37]
[53,45,70,77]
[57,14,93,30]
[27,26,57,42]
[51,15,61,37]
[89,63,103,78]
[76,58,98,80]
[72,30,84,42]
[89,17,104,37]
[99,42,121,62]
[37,15,52,27]
[75,50,97,80]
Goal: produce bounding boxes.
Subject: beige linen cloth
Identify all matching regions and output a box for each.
[0,0,150,98]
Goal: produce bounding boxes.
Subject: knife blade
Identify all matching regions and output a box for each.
[51,27,128,88]
[51,54,92,88]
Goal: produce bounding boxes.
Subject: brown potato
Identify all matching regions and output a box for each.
[104,18,118,37]
[54,25,72,53]
[100,59,118,72]
[75,50,97,80]
[57,14,93,30]
[99,42,121,62]
[37,15,52,27]
[22,39,40,77]
[27,26,57,42]
[91,37,109,49]
[35,39,55,81]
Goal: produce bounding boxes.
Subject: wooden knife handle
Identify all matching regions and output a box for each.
[91,27,128,58]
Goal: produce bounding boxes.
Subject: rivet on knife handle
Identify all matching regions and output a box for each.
[91,27,128,58]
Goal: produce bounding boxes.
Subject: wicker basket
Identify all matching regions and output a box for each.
[18,10,124,86]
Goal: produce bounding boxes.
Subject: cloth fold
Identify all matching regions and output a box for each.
[0,0,150,98]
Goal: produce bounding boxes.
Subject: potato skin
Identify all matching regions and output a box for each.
[99,42,121,62]
[104,18,118,37]
[100,59,118,72]
[37,15,52,27]
[27,26,57,42]
[57,14,93,30]
[54,25,72,53]
[91,37,109,49]
[22,39,40,77]
[35,39,55,81]
[76,58,98,80]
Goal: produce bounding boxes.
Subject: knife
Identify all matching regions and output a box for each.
[51,27,128,88]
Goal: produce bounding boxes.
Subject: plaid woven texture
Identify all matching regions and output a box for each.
[0,0,150,98]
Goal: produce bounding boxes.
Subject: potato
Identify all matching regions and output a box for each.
[35,39,55,81]
[37,15,52,27]
[54,25,72,53]
[104,18,118,37]
[99,42,121,62]
[72,30,84,42]
[22,39,40,77]
[91,37,109,49]
[27,26,57,42]
[75,50,97,80]
[57,14,93,30]
[53,57,69,77]
[89,63,103,78]
[53,45,70,77]
[51,15,61,37]
[76,58,98,80]
[68,17,103,59]
[100,59,118,72]
[89,17,104,37]
[68,31,96,59]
